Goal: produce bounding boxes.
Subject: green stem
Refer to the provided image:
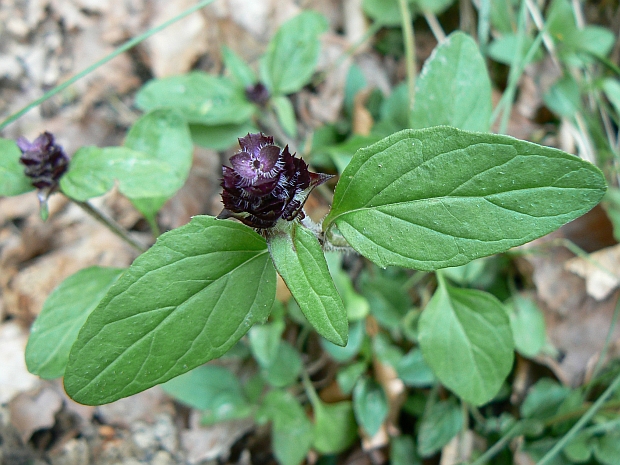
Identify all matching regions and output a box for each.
[477,0,491,54]
[536,370,620,465]
[0,0,216,131]
[73,199,147,253]
[398,0,416,113]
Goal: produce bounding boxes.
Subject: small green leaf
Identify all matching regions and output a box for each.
[594,430,620,465]
[418,281,514,405]
[260,11,328,95]
[324,127,606,270]
[508,295,547,358]
[249,320,285,367]
[125,109,193,219]
[521,379,571,420]
[267,221,347,346]
[563,430,594,463]
[135,72,254,125]
[417,399,464,457]
[222,46,257,88]
[390,435,420,465]
[362,0,414,26]
[321,319,365,363]
[353,377,388,436]
[326,253,369,321]
[488,34,544,65]
[60,146,177,201]
[412,0,454,15]
[0,138,33,196]
[261,341,302,388]
[64,216,276,405]
[603,79,620,117]
[312,400,358,454]
[260,390,314,465]
[161,365,252,424]
[25,267,124,379]
[190,122,257,150]
[410,32,492,132]
[337,361,368,395]
[271,96,297,137]
[396,348,436,387]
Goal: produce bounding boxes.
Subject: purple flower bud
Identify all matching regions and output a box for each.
[17,132,69,197]
[218,133,333,229]
[245,83,270,106]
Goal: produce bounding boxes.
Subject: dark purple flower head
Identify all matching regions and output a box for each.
[245,83,270,106]
[218,133,333,229]
[17,132,69,197]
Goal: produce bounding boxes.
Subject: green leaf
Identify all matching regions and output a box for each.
[321,319,365,362]
[390,435,420,465]
[488,34,544,66]
[508,294,547,358]
[521,379,571,420]
[353,377,388,436]
[0,138,33,196]
[260,340,302,388]
[594,430,620,465]
[326,253,369,321]
[259,390,314,465]
[603,79,620,117]
[124,109,193,218]
[563,430,593,463]
[249,320,285,367]
[60,146,177,201]
[64,216,276,405]
[267,221,347,346]
[410,32,492,132]
[396,348,436,387]
[271,95,297,137]
[260,11,328,95]
[360,268,411,330]
[312,400,358,454]
[418,281,514,405]
[362,0,414,26]
[135,72,254,125]
[190,122,257,150]
[323,127,606,270]
[412,0,454,15]
[417,399,464,457]
[543,75,582,118]
[161,365,252,424]
[25,267,124,379]
[337,361,368,395]
[222,45,256,88]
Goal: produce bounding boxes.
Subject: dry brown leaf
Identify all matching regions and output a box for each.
[0,321,41,404]
[565,244,620,301]
[440,430,475,465]
[9,385,63,443]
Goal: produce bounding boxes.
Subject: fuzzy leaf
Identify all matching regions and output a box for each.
[418,281,514,405]
[410,32,492,132]
[324,127,606,270]
[0,138,33,196]
[267,222,348,346]
[25,267,124,379]
[64,216,276,405]
[260,11,328,95]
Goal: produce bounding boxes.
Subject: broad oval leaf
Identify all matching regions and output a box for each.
[0,138,33,196]
[25,266,124,379]
[260,11,328,96]
[410,32,492,132]
[64,216,276,405]
[60,146,178,201]
[323,126,606,270]
[125,109,193,219]
[352,377,389,436]
[267,222,348,346]
[417,399,464,457]
[418,281,514,405]
[161,365,252,424]
[135,72,255,125]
